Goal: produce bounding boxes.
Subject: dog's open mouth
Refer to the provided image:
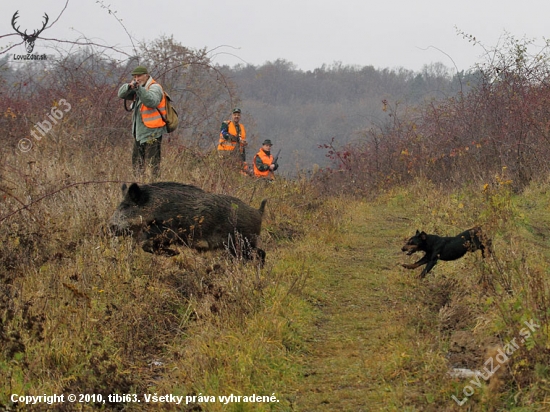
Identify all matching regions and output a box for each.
[401,246,417,255]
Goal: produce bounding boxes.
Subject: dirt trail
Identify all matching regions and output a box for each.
[294,200,415,411]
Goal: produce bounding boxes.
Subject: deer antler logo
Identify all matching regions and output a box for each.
[11,11,49,54]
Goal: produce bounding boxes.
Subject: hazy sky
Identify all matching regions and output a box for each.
[1,0,549,72]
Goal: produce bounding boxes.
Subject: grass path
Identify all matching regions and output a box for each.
[293,199,433,411]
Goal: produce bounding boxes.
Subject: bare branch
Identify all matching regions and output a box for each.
[0,181,128,224]
[37,37,134,57]
[95,1,139,57]
[417,45,463,94]
[47,0,70,28]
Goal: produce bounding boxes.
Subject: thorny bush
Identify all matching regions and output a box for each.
[317,34,550,196]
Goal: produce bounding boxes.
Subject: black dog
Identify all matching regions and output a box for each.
[401,227,489,278]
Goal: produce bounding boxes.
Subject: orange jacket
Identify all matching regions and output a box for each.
[141,79,167,128]
[218,121,246,151]
[253,149,274,179]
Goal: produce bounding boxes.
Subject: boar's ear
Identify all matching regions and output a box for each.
[127,183,149,205]
[121,183,128,196]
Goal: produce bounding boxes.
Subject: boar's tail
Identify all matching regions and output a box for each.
[259,199,267,216]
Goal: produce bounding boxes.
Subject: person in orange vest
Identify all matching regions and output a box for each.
[218,108,249,174]
[253,139,279,180]
[118,66,167,178]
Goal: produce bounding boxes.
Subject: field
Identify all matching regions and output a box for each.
[2,138,550,411]
[3,33,550,411]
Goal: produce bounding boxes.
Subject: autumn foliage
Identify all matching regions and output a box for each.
[5,31,550,410]
[318,35,550,194]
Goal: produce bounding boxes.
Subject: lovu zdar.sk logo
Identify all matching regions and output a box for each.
[11,10,48,58]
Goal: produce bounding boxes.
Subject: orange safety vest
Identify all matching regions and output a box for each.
[253,149,274,179]
[140,79,167,128]
[218,121,246,151]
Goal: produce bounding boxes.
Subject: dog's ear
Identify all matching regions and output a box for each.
[420,231,428,240]
[415,230,420,235]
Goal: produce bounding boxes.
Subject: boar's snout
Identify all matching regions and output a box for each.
[109,224,133,237]
[109,210,132,236]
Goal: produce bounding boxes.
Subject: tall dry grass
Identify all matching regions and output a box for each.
[0,97,326,411]
[378,174,550,409]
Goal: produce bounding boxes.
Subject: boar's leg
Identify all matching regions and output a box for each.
[253,248,266,267]
[227,233,266,266]
[139,228,179,256]
[141,238,179,256]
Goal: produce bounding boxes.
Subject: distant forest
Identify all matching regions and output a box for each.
[0,36,480,178]
[222,59,479,175]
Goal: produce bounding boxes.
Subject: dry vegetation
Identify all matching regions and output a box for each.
[0,39,318,411]
[379,178,550,411]
[1,139,320,411]
[3,33,550,412]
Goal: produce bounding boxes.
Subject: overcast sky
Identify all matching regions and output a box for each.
[1,0,549,73]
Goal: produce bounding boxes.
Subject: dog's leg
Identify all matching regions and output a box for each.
[483,238,493,258]
[420,259,438,278]
[402,254,429,270]
[472,228,491,258]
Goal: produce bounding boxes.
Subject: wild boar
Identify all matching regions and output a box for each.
[109,182,267,262]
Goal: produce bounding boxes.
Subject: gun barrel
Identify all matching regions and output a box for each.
[273,149,281,163]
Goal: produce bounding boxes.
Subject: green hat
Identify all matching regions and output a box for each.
[262,139,273,146]
[232,108,241,113]
[131,66,148,75]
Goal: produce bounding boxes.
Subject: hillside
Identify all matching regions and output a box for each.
[226,60,471,174]
[2,152,550,411]
[3,32,550,412]
[295,180,550,411]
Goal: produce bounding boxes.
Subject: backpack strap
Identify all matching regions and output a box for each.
[156,91,168,123]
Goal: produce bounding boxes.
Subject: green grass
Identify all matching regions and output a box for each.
[3,144,550,411]
[291,195,446,411]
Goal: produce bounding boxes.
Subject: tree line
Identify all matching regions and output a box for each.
[223,59,475,174]
[1,35,477,179]
[308,34,550,195]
